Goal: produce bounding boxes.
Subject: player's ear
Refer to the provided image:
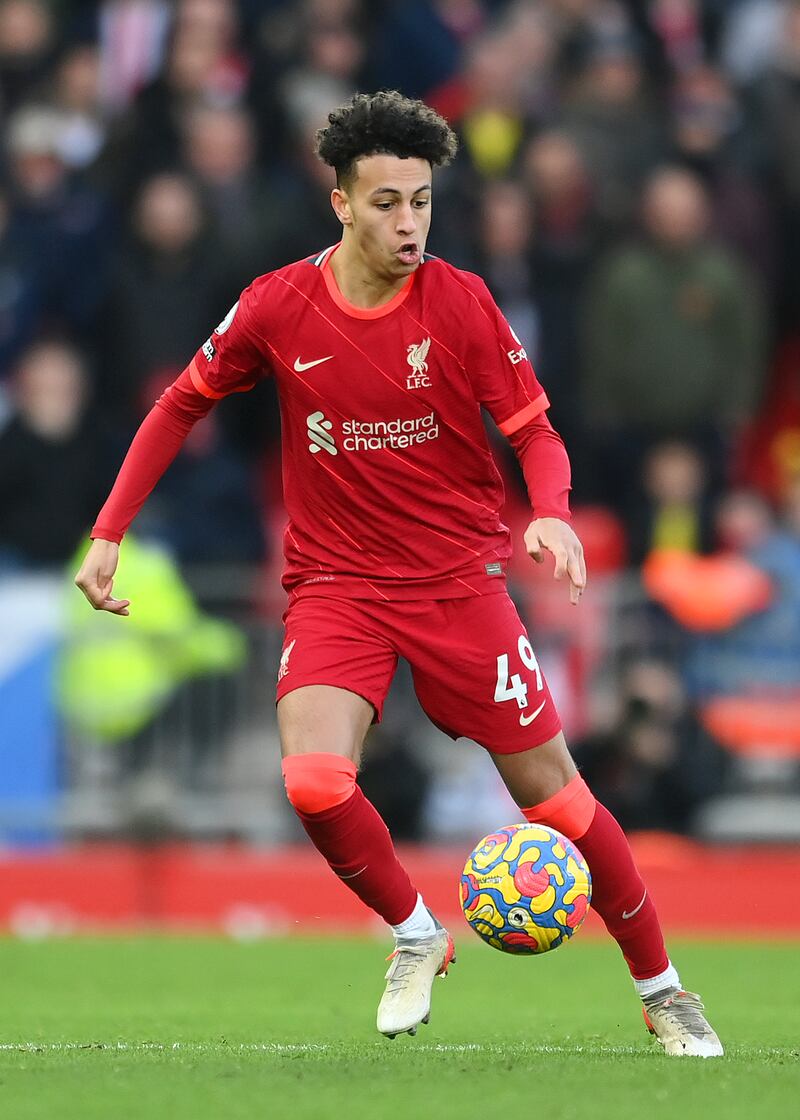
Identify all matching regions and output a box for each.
[331,187,352,227]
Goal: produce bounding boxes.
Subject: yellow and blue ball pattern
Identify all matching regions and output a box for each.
[460,824,592,954]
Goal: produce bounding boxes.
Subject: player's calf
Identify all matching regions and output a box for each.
[281,752,419,925]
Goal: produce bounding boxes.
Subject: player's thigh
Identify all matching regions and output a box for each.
[278,686,375,762]
[490,730,578,808]
[276,596,398,761]
[407,593,563,757]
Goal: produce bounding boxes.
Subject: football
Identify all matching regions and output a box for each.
[460,823,592,954]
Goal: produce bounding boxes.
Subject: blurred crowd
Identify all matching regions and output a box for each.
[2,0,800,837]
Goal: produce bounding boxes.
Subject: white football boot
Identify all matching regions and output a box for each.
[377,917,455,1039]
[642,988,724,1057]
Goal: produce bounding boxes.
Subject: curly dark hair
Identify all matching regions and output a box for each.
[316,90,458,187]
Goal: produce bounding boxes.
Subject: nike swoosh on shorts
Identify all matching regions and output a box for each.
[294,355,333,372]
[519,699,546,726]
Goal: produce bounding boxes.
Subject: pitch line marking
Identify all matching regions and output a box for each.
[0,1042,614,1053]
[1,1042,785,1058]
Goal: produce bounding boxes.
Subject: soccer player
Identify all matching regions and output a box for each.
[76,91,722,1057]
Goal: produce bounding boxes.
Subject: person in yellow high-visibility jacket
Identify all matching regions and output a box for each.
[58,535,245,741]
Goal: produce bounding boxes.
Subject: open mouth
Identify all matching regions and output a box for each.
[397,242,420,265]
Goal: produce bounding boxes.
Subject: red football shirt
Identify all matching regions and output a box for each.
[183,245,552,600]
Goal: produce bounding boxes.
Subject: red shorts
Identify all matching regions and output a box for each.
[276,592,562,755]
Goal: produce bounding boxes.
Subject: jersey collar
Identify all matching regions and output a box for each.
[320,243,416,320]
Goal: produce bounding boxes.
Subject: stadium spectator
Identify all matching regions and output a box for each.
[560,28,666,237]
[94,0,171,116]
[521,130,597,455]
[278,13,365,131]
[719,0,785,84]
[687,489,800,695]
[0,0,54,114]
[750,0,800,324]
[473,178,539,360]
[0,340,113,569]
[648,0,705,73]
[357,728,432,841]
[573,658,728,833]
[3,103,111,342]
[132,370,267,566]
[181,102,274,277]
[0,186,43,378]
[97,171,226,424]
[49,44,109,173]
[449,25,535,181]
[582,165,766,506]
[367,0,486,102]
[668,63,775,296]
[468,176,540,494]
[103,0,248,199]
[627,439,715,565]
[255,96,343,266]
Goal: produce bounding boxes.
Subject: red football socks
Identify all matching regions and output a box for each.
[524,779,669,979]
[571,802,669,980]
[295,786,418,926]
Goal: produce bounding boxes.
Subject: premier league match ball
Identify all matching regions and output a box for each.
[460,823,592,954]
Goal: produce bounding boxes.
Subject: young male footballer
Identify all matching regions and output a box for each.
[76,91,722,1057]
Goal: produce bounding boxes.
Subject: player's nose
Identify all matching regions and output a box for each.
[395,205,416,235]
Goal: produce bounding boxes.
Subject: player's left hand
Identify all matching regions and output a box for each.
[523,518,586,605]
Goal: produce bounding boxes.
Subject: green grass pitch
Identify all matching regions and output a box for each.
[1,936,797,1120]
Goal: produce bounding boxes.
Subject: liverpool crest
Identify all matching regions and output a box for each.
[406,337,432,389]
[277,639,296,681]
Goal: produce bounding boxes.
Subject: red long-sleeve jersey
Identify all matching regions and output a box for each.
[93,246,571,600]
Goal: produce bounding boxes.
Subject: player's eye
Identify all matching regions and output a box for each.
[414,198,430,208]
[376,202,393,210]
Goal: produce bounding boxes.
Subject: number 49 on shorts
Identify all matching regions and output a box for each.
[494,635,544,725]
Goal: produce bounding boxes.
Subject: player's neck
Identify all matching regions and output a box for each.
[328,240,412,309]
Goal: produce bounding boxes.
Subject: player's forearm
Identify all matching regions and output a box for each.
[91,370,215,543]
[507,413,572,522]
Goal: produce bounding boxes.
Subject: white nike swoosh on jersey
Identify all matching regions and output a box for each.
[621,890,647,920]
[294,355,333,372]
[519,699,547,726]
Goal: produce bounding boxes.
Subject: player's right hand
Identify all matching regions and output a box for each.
[74,538,130,615]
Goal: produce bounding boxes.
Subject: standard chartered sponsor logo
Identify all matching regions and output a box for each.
[306,411,440,455]
[307,410,338,455]
[343,412,439,450]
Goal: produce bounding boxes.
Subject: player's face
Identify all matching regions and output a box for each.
[333,154,432,279]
